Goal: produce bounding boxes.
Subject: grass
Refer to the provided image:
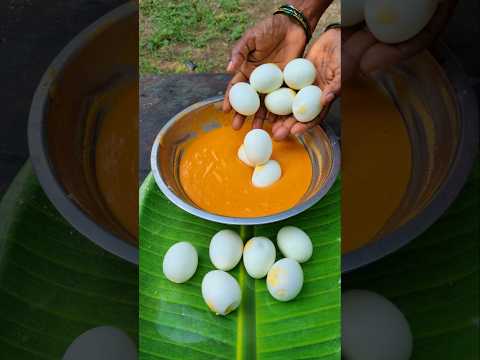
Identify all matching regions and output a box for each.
[140,0,340,74]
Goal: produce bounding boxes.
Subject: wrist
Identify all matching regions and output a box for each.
[289,0,329,31]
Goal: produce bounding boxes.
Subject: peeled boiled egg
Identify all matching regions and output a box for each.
[292,85,323,123]
[342,290,413,360]
[365,0,438,44]
[342,0,367,26]
[162,242,198,283]
[265,87,296,115]
[267,258,303,301]
[243,129,272,166]
[252,160,281,188]
[249,63,283,94]
[209,229,244,271]
[201,270,241,316]
[237,144,253,167]
[229,82,260,116]
[277,226,313,263]
[243,236,276,278]
[283,58,316,90]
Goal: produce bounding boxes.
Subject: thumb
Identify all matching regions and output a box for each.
[227,31,255,73]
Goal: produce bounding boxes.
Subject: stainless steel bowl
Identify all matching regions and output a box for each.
[342,45,478,272]
[151,96,341,225]
[28,3,138,264]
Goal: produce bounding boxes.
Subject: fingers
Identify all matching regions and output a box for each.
[272,117,297,141]
[228,31,256,73]
[223,71,248,113]
[252,104,267,129]
[232,113,246,130]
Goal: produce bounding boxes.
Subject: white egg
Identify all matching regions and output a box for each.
[342,290,413,360]
[365,0,438,44]
[249,63,283,94]
[267,258,303,301]
[342,0,367,26]
[237,144,253,167]
[243,236,276,279]
[209,229,244,271]
[277,226,313,263]
[229,82,260,116]
[252,160,282,188]
[283,58,316,90]
[243,129,272,166]
[201,270,241,316]
[62,326,137,360]
[292,85,323,123]
[162,242,198,283]
[264,87,296,115]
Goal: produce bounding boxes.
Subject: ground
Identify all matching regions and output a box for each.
[139,0,340,74]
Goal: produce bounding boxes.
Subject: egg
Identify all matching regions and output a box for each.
[264,87,296,115]
[237,144,253,167]
[266,258,303,301]
[249,63,283,94]
[342,290,413,360]
[62,326,137,360]
[342,0,367,26]
[229,82,260,116]
[283,58,316,90]
[292,85,323,123]
[209,229,244,271]
[277,226,313,263]
[201,270,241,316]
[365,0,438,44]
[252,160,281,188]
[162,242,198,283]
[243,129,272,166]
[243,236,276,278]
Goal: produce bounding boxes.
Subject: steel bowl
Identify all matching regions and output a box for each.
[28,3,138,264]
[342,45,478,272]
[151,96,341,225]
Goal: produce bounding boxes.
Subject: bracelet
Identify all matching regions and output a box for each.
[274,4,312,41]
[324,22,341,33]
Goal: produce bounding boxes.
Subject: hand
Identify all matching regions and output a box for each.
[272,28,341,140]
[223,14,308,130]
[342,0,458,81]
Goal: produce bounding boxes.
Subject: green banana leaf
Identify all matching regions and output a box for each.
[139,173,341,360]
[0,162,138,359]
[344,162,479,359]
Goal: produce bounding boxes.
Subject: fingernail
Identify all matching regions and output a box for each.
[226,61,233,72]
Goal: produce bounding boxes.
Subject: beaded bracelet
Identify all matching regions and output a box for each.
[274,4,312,42]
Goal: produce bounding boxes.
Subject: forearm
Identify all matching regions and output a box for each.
[289,0,333,31]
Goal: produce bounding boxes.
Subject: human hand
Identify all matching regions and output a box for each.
[271,27,341,141]
[223,14,308,130]
[342,0,458,81]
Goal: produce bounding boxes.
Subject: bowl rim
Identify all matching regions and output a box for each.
[342,43,479,273]
[28,2,138,264]
[151,95,341,226]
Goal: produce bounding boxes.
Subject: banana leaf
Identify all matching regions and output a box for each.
[139,173,341,359]
[0,162,138,359]
[343,162,479,359]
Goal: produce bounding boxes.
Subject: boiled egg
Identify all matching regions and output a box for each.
[365,0,438,44]
[283,58,316,90]
[229,82,260,116]
[265,87,296,115]
[209,229,244,271]
[243,129,272,166]
[243,236,276,278]
[342,0,367,26]
[342,290,413,360]
[267,258,303,301]
[162,242,198,283]
[292,85,323,123]
[252,160,281,188]
[201,270,241,316]
[249,63,283,94]
[277,226,313,263]
[237,144,253,167]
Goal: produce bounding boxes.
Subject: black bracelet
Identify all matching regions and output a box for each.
[324,22,341,33]
[274,4,312,41]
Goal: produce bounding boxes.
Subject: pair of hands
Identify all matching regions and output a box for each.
[222,14,340,141]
